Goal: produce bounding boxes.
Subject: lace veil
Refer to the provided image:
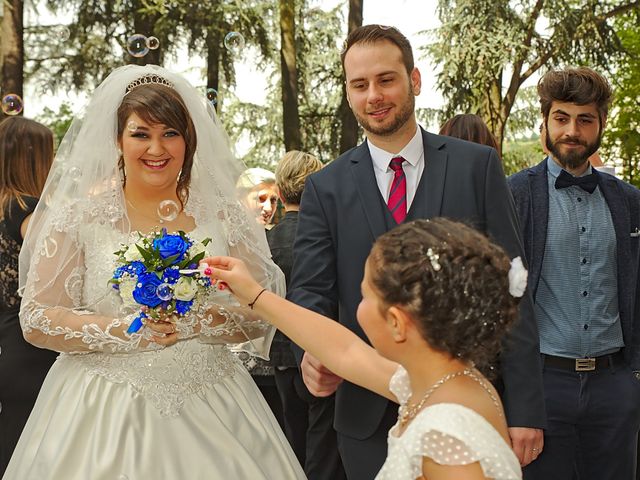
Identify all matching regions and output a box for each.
[18,64,283,357]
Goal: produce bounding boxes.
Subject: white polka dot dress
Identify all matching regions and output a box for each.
[376,366,522,479]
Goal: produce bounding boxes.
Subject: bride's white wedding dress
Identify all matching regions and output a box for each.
[4,224,305,480]
[376,366,522,480]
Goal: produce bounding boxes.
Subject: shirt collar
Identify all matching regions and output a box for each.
[546,156,593,179]
[368,126,423,174]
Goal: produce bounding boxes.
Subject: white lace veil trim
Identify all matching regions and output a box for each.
[18,64,283,357]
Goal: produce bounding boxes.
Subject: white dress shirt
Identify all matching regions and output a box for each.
[367,127,425,209]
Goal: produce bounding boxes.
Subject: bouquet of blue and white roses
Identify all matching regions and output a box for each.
[109,229,215,334]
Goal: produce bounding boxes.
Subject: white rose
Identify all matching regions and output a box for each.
[124,244,144,262]
[173,277,198,301]
[118,276,137,307]
[508,256,528,298]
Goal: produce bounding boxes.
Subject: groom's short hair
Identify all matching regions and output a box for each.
[340,24,414,76]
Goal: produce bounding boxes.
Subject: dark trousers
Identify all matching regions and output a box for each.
[274,367,346,480]
[337,401,398,480]
[524,361,640,480]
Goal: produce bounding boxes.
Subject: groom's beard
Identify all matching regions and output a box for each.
[353,86,416,137]
[545,120,602,171]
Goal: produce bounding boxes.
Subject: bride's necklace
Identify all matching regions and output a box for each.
[126,198,168,224]
[397,368,502,427]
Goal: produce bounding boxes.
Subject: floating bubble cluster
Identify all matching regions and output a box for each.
[157,200,180,222]
[127,34,150,58]
[1,94,24,116]
[224,32,245,54]
[206,88,218,105]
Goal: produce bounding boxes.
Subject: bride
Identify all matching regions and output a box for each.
[4,65,306,479]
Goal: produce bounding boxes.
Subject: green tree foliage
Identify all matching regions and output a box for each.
[36,101,74,147]
[25,0,274,100]
[426,0,640,155]
[223,3,344,168]
[601,13,640,187]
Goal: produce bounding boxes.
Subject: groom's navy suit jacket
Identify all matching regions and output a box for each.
[288,127,546,440]
[508,159,640,369]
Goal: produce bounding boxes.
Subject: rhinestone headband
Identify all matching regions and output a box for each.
[125,74,174,94]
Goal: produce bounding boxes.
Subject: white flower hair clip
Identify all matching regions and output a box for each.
[508,256,528,298]
[426,248,441,271]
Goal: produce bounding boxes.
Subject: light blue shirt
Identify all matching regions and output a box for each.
[535,157,623,358]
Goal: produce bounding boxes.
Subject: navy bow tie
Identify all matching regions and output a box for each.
[554,170,599,194]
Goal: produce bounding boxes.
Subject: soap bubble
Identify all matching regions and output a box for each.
[156,283,172,301]
[127,120,138,132]
[146,36,160,50]
[224,32,245,54]
[68,166,82,182]
[206,88,218,105]
[56,26,71,41]
[157,200,179,222]
[127,34,149,58]
[1,94,23,116]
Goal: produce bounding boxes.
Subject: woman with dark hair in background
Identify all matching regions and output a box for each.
[0,117,57,476]
[439,114,500,153]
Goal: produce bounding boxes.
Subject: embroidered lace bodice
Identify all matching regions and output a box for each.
[376,366,522,480]
[22,223,262,416]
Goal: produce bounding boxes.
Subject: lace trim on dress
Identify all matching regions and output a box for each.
[67,342,238,416]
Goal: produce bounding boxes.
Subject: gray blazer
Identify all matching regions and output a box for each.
[288,127,547,440]
[509,159,640,369]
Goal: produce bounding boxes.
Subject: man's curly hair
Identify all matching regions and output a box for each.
[368,218,520,377]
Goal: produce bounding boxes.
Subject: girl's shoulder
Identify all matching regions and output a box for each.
[386,403,521,480]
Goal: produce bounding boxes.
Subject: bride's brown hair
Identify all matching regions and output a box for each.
[117,83,197,209]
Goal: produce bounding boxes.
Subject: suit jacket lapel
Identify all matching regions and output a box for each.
[598,172,632,336]
[407,129,447,220]
[350,141,387,239]
[529,160,549,297]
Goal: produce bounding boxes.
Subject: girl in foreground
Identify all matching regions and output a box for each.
[205,218,524,480]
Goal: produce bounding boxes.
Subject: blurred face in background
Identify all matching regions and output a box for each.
[246,182,278,225]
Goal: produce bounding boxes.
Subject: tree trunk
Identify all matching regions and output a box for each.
[338,0,363,154]
[206,28,221,112]
[1,0,24,118]
[279,0,301,151]
[132,3,163,66]
[481,75,506,158]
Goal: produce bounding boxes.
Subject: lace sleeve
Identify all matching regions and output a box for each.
[19,228,161,354]
[195,239,283,359]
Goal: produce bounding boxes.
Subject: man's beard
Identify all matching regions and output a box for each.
[355,90,415,137]
[545,120,602,170]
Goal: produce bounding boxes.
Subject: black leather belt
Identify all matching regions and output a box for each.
[543,351,624,372]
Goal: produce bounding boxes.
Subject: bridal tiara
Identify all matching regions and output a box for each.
[125,74,174,94]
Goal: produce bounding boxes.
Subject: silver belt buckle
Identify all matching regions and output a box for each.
[575,358,596,371]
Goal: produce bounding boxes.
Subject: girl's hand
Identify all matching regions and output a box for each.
[200,256,264,307]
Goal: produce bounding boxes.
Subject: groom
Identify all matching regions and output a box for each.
[288,24,546,479]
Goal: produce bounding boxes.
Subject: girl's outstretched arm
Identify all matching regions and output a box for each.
[203,256,398,401]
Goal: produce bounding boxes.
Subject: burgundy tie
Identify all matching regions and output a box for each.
[387,156,407,224]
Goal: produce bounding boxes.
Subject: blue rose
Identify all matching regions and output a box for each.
[153,234,189,262]
[132,273,163,308]
[163,268,181,284]
[126,261,147,276]
[175,300,194,315]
